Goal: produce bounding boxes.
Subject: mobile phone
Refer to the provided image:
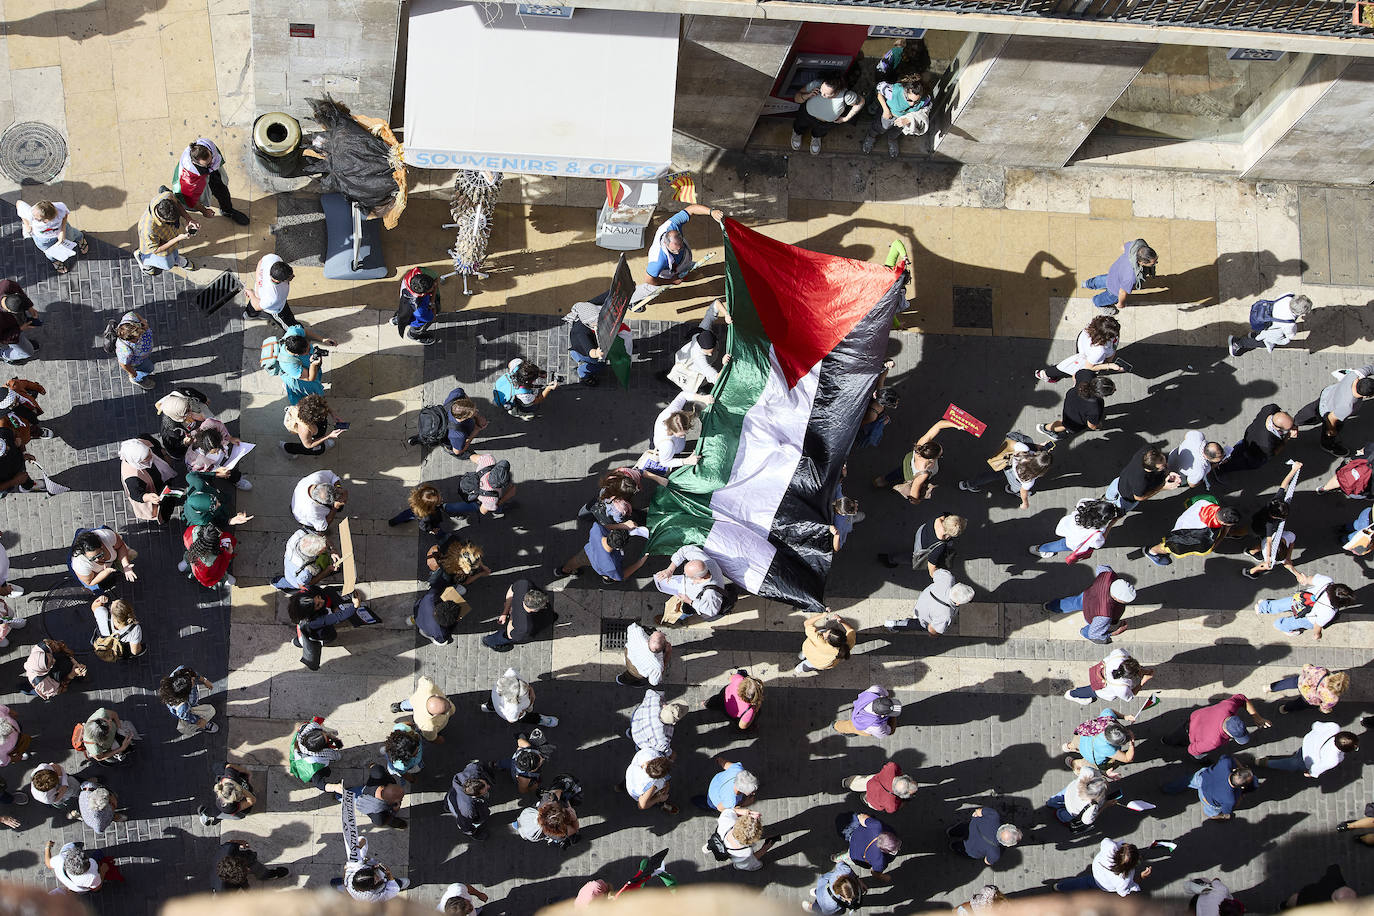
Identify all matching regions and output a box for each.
[334,422,350,430]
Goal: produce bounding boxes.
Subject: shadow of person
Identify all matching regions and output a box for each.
[1303,300,1374,353]
[1160,251,1309,311]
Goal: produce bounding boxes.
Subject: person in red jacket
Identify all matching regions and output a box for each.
[180,523,236,589]
[1164,694,1272,760]
[1043,564,1137,644]
[842,761,917,813]
[175,139,249,225]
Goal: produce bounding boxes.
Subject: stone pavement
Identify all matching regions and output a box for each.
[0,201,239,912]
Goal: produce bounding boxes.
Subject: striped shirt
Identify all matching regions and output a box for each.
[630,690,673,754]
[138,191,180,254]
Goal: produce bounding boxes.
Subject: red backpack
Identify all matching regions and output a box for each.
[1336,458,1372,496]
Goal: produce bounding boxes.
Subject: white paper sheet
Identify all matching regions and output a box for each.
[222,441,255,470]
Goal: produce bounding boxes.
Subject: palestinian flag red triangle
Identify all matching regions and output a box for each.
[723,217,902,389]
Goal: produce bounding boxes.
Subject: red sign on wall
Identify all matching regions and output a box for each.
[289,23,315,38]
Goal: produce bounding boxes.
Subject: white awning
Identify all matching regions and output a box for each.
[404,1,679,181]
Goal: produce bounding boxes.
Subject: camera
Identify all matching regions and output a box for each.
[552,374,566,384]
[313,348,330,359]
[186,224,199,236]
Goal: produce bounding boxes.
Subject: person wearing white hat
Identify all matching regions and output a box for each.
[1043,564,1137,645]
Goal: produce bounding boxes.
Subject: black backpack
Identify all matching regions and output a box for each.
[415,405,453,447]
[458,460,511,503]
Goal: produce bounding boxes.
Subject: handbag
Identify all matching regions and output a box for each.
[1343,526,1373,556]
[986,438,1015,472]
[1065,531,1100,565]
[705,829,731,862]
[93,634,129,663]
[1087,662,1107,691]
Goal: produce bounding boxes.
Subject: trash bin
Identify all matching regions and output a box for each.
[252,112,303,177]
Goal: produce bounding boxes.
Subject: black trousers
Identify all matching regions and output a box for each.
[207,169,236,213]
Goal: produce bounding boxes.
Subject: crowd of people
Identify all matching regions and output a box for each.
[0,127,1369,915]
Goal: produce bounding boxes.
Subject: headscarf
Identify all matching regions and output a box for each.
[118,438,154,468]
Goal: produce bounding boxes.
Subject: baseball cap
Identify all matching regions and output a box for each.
[870,696,902,718]
[1110,580,1137,603]
[1223,715,1250,744]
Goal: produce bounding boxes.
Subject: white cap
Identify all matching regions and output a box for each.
[1110,580,1137,603]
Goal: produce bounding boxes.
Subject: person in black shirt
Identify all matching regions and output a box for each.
[446,760,493,838]
[1037,370,1114,442]
[878,513,966,577]
[1216,403,1297,476]
[212,841,288,892]
[1105,446,1181,513]
[482,580,556,652]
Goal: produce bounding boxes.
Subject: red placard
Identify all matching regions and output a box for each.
[943,403,986,438]
[289,22,315,38]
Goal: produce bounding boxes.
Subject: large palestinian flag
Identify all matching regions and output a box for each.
[648,218,907,611]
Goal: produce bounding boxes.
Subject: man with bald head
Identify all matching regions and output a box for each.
[653,544,730,623]
[631,204,724,309]
[390,675,455,744]
[1216,404,1297,476]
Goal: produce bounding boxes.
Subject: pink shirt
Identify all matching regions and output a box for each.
[0,705,19,762]
[724,674,758,728]
[472,454,501,512]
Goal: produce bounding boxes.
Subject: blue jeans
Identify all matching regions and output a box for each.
[569,349,605,380]
[1350,508,1372,534]
[1270,674,1299,692]
[136,249,187,271]
[124,357,155,382]
[1057,873,1099,892]
[1162,768,1224,817]
[1046,593,1084,614]
[35,226,83,261]
[1046,792,1073,824]
[1262,750,1307,772]
[1257,597,1314,633]
[1084,274,1119,309]
[1103,477,1138,513]
[1036,537,1070,554]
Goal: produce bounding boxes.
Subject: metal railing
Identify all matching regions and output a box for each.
[773,0,1370,39]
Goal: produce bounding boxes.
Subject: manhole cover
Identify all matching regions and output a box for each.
[953,285,994,329]
[0,121,68,183]
[599,619,632,651]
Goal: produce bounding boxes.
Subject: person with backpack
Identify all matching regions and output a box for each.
[448,454,517,518]
[89,596,145,661]
[1316,452,1374,498]
[409,387,488,454]
[391,266,441,345]
[1255,567,1356,639]
[494,358,559,419]
[653,543,733,623]
[197,763,257,825]
[263,324,336,406]
[1229,294,1312,358]
[1043,564,1137,645]
[1065,648,1154,705]
[446,760,494,838]
[287,717,343,791]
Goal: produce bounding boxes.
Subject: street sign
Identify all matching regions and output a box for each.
[517,3,574,17]
[869,25,926,39]
[1226,47,1285,61]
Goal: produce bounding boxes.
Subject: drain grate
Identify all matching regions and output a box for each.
[195,271,243,315]
[952,285,994,329]
[600,619,632,651]
[0,121,68,183]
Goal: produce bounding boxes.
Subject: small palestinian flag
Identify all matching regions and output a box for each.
[614,849,675,896]
[1138,693,1161,713]
[648,218,906,610]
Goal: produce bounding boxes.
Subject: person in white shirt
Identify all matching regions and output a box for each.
[669,299,732,392]
[1031,498,1119,559]
[1256,568,1356,638]
[292,470,347,532]
[244,253,297,329]
[1188,877,1240,916]
[624,747,676,812]
[1167,430,1226,490]
[1260,721,1358,777]
[45,840,104,893]
[481,668,558,728]
[715,808,778,871]
[1064,648,1154,704]
[438,882,489,914]
[1229,293,1312,357]
[619,622,670,687]
[639,391,713,472]
[1036,315,1124,382]
[653,545,729,619]
[1055,838,1148,895]
[16,200,87,273]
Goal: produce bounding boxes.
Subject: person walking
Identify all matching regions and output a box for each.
[175,138,251,225]
[623,749,677,814]
[1062,710,1136,772]
[1044,564,1137,645]
[212,841,290,891]
[1160,755,1255,820]
[113,312,156,390]
[1293,365,1374,457]
[1163,693,1271,759]
[75,780,125,833]
[947,807,1021,866]
[390,675,455,743]
[1103,446,1182,513]
[1259,722,1358,779]
[1268,665,1349,715]
[1054,838,1150,895]
[617,622,670,687]
[1255,567,1356,639]
[803,861,865,913]
[704,671,764,731]
[482,667,560,729]
[334,764,409,830]
[392,266,441,345]
[794,611,856,674]
[1036,315,1123,382]
[1215,404,1297,476]
[1037,371,1114,442]
[834,811,900,883]
[198,763,257,825]
[1144,496,1241,566]
[158,665,218,735]
[243,253,296,328]
[1030,498,1118,560]
[1229,293,1312,358]
[135,189,199,275]
[269,323,337,407]
[1065,648,1154,705]
[1084,239,1157,314]
[629,689,683,758]
[482,580,556,652]
[692,755,759,813]
[17,199,89,273]
[790,77,864,155]
[878,512,965,576]
[885,568,973,636]
[44,840,115,894]
[1046,762,1116,831]
[842,761,916,813]
[0,285,40,364]
[1167,430,1226,492]
[334,835,408,900]
[834,685,901,738]
[287,717,344,791]
[874,418,960,505]
[0,705,31,764]
[862,72,930,158]
[960,439,1053,510]
[713,807,779,870]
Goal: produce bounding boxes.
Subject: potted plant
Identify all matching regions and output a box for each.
[1354,1,1374,27]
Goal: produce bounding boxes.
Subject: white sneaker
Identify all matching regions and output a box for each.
[235,477,252,491]
[5,616,26,629]
[6,584,23,597]
[1064,689,1092,705]
[1255,601,1263,615]
[221,574,236,588]
[883,619,899,629]
[809,136,822,155]
[538,714,559,728]
[790,131,802,151]
[177,560,189,573]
